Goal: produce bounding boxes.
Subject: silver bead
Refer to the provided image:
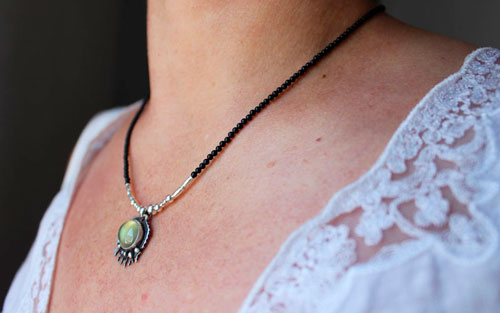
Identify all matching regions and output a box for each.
[172,187,182,199]
[126,175,192,215]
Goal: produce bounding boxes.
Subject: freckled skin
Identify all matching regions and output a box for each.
[48,6,477,313]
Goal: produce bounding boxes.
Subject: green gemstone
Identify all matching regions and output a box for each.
[118,220,143,249]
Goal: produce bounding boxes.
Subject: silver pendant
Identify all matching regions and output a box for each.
[114,215,150,267]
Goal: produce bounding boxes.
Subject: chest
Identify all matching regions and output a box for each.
[46,75,427,312]
[46,125,398,312]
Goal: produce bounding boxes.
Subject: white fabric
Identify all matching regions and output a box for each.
[4,47,500,313]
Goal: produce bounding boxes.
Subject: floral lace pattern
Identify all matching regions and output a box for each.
[238,47,500,312]
[3,48,500,313]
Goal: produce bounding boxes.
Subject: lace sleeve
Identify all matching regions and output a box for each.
[238,47,500,313]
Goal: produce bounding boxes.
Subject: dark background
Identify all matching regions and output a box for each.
[1,0,499,306]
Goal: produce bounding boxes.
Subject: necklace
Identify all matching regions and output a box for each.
[114,5,386,267]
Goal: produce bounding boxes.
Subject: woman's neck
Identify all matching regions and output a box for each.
[146,0,375,123]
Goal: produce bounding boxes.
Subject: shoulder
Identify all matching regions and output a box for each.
[342,14,500,150]
[372,15,500,139]
[376,15,482,87]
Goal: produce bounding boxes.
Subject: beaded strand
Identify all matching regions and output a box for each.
[123,5,386,216]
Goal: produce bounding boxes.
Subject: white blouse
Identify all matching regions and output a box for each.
[4,47,500,313]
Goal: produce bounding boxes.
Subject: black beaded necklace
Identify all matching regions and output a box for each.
[114,5,386,267]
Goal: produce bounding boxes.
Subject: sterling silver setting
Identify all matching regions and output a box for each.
[114,176,193,268]
[114,215,150,268]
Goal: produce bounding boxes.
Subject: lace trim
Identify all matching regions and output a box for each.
[238,47,500,313]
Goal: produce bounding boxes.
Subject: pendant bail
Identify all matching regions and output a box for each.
[139,207,151,219]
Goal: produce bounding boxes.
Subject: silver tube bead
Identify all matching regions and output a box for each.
[172,176,193,200]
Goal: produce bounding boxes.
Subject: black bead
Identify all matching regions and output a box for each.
[224,137,231,143]
[298,68,304,75]
[263,98,270,105]
[241,117,247,124]
[219,140,226,147]
[237,122,243,129]
[191,171,197,178]
[277,86,283,93]
[228,131,234,138]
[199,162,205,169]
[255,105,261,112]
[203,159,209,165]
[207,153,213,160]
[250,109,256,116]
[195,167,201,174]
[267,95,274,101]
[272,90,278,97]
[216,146,222,152]
[211,149,218,156]
[232,127,239,133]
[281,83,287,90]
[246,114,252,121]
[285,79,291,86]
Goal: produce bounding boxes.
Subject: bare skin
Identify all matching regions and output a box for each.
[48,1,477,312]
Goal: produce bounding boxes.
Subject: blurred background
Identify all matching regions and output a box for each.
[1,0,499,306]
